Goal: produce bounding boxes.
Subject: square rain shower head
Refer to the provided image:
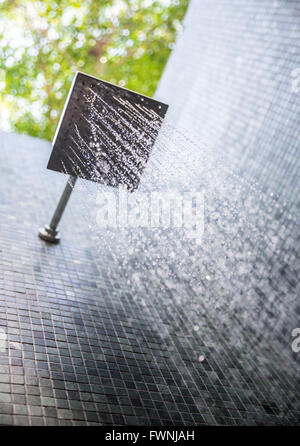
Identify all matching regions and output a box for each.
[47,72,168,191]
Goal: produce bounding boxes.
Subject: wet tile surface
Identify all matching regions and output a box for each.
[0,130,299,426]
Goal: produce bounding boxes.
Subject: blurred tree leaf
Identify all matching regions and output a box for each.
[0,0,189,140]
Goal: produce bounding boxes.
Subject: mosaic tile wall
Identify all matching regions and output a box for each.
[0,0,299,427]
[0,126,299,426]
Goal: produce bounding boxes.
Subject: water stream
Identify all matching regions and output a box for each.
[58,87,298,367]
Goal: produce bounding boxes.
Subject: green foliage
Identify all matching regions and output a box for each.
[0,0,189,140]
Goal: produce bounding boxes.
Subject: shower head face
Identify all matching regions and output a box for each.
[47,72,168,191]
